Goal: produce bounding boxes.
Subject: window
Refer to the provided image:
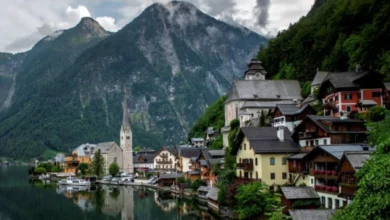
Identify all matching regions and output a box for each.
[321,197,326,206]
[310,140,314,146]
[315,140,319,146]
[244,143,246,150]
[324,139,328,145]
[256,172,258,180]
[126,136,130,140]
[335,199,340,209]
[282,172,287,179]
[328,198,333,209]
[306,141,309,146]
[282,157,287,165]
[372,91,381,97]
[311,178,314,185]
[335,95,339,101]
[255,158,258,166]
[346,106,351,112]
[239,171,242,177]
[270,157,275,165]
[344,93,352,100]
[270,173,275,180]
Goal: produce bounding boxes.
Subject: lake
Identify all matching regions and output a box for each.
[0,166,218,220]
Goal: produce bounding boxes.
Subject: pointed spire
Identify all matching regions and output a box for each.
[122,88,131,130]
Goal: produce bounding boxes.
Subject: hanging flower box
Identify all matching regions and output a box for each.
[332,171,337,176]
[332,186,338,192]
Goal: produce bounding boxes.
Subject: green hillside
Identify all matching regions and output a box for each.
[258,0,390,89]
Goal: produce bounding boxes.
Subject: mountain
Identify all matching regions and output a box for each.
[258,0,390,96]
[0,1,266,159]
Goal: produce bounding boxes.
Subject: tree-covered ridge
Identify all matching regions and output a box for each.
[188,95,226,139]
[258,0,390,84]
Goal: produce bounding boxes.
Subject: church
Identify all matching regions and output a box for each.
[65,89,134,174]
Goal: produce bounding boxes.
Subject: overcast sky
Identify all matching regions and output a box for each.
[0,0,314,53]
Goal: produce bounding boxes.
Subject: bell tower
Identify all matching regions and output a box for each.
[121,89,133,174]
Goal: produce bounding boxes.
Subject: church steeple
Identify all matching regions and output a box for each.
[122,89,131,131]
[121,88,133,174]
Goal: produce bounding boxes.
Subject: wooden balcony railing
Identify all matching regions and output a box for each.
[314,185,338,194]
[237,163,254,171]
[313,170,338,179]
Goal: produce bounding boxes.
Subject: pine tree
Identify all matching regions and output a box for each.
[91,149,105,177]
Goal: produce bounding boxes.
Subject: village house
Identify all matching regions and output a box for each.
[153,146,178,172]
[291,115,367,152]
[271,103,316,132]
[64,143,96,173]
[222,58,303,148]
[280,187,320,211]
[133,153,155,173]
[190,138,205,147]
[315,69,384,117]
[302,144,373,209]
[338,151,371,200]
[178,147,202,173]
[206,127,219,141]
[234,126,301,187]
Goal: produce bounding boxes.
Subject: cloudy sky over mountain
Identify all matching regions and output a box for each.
[0,0,314,53]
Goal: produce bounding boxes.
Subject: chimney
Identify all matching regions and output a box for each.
[277,126,284,142]
[356,64,361,73]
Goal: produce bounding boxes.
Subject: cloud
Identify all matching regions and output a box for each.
[0,0,314,53]
[254,0,270,28]
[96,17,119,32]
[2,4,118,53]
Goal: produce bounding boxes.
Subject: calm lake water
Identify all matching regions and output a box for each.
[0,166,218,220]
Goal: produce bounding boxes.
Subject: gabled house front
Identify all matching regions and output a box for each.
[271,103,316,132]
[234,127,301,187]
[291,115,367,152]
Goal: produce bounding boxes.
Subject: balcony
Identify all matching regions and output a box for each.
[314,185,338,194]
[156,160,173,164]
[237,163,254,171]
[299,131,317,139]
[313,170,338,179]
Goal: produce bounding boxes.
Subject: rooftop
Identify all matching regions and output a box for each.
[281,187,319,200]
[95,142,119,153]
[344,151,371,172]
[227,80,302,103]
[309,144,373,160]
[179,147,202,158]
[311,71,329,86]
[275,103,314,116]
[206,187,219,201]
[238,127,300,154]
[288,209,336,220]
[208,150,224,157]
[288,153,308,160]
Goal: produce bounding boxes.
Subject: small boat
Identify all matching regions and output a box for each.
[58,176,91,186]
[38,174,50,180]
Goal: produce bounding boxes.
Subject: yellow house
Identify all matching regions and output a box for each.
[64,143,97,174]
[235,127,300,187]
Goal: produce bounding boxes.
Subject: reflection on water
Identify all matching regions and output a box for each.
[0,166,218,220]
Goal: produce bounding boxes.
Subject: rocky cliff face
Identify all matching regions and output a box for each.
[0,2,266,159]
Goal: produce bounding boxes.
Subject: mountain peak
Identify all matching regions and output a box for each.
[75,17,108,36]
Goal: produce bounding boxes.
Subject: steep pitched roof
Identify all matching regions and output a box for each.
[292,115,366,138]
[274,103,314,116]
[281,187,319,199]
[133,153,155,164]
[343,151,371,172]
[307,144,373,161]
[311,71,329,86]
[226,80,302,103]
[323,72,368,89]
[72,143,97,157]
[208,150,225,158]
[179,147,202,158]
[95,142,119,153]
[206,187,219,201]
[238,127,300,154]
[288,153,308,160]
[288,210,336,220]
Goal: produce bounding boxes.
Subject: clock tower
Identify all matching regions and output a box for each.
[121,89,134,174]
